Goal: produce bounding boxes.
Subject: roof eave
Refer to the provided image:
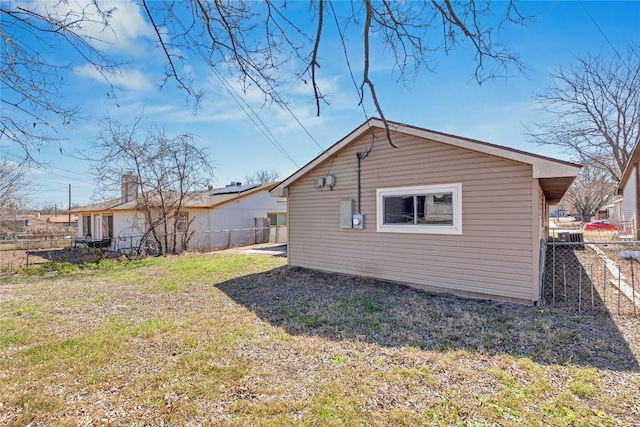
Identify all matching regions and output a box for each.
[617,145,640,193]
[271,118,581,196]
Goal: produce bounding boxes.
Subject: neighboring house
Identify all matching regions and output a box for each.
[597,197,622,221]
[616,144,640,238]
[71,181,287,253]
[271,119,581,305]
[613,197,624,223]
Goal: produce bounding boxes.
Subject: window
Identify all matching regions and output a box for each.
[176,212,188,231]
[82,215,91,237]
[102,214,113,238]
[376,183,462,234]
[267,212,287,226]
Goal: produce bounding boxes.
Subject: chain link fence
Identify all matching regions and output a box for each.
[542,233,640,316]
[112,226,283,255]
[7,225,639,318]
[0,226,287,272]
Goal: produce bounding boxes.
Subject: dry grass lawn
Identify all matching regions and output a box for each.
[1,252,639,426]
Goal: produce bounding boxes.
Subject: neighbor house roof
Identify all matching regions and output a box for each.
[41,215,78,223]
[70,182,280,213]
[271,118,581,204]
[69,199,121,214]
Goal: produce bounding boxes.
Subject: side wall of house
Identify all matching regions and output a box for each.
[182,207,211,251]
[287,129,538,303]
[536,184,547,301]
[539,185,548,242]
[208,192,287,249]
[113,211,145,253]
[620,165,638,232]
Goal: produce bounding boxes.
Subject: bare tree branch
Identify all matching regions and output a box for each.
[244,169,280,184]
[0,159,30,209]
[527,44,640,182]
[1,2,122,156]
[561,160,617,222]
[92,115,214,255]
[3,0,528,157]
[360,0,396,148]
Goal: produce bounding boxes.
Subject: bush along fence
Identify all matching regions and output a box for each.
[542,239,640,316]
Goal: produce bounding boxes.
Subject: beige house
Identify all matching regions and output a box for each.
[72,182,287,253]
[271,119,581,305]
[616,143,640,239]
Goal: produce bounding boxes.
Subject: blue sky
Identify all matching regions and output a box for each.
[2,0,640,208]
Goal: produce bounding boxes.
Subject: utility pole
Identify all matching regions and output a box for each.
[68,184,71,226]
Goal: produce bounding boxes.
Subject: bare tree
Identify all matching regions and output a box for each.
[244,169,280,184]
[3,1,527,157]
[562,160,617,223]
[527,44,640,182]
[0,159,29,211]
[93,116,214,255]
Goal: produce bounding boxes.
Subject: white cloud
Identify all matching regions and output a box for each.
[25,0,155,55]
[75,63,153,91]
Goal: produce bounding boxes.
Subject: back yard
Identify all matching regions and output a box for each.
[1,252,639,426]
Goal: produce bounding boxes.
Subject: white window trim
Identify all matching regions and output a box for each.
[376,183,462,235]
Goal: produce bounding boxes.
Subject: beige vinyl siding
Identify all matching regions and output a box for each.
[288,128,537,303]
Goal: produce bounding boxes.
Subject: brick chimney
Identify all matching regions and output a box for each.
[121,174,139,203]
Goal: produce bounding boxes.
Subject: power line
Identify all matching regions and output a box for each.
[172,8,328,159]
[579,1,625,63]
[329,1,373,123]
[173,15,300,168]
[2,151,94,185]
[210,67,300,168]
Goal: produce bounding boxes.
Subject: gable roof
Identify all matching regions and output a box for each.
[617,143,640,193]
[71,182,280,213]
[271,118,581,203]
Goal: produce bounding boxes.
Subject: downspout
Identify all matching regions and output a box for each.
[357,152,362,214]
[356,150,371,214]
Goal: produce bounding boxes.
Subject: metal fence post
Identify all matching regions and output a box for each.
[25,240,30,268]
[578,267,582,313]
[618,269,621,315]
[633,260,637,316]
[563,263,567,303]
[603,259,607,312]
[590,264,594,311]
[552,243,556,304]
